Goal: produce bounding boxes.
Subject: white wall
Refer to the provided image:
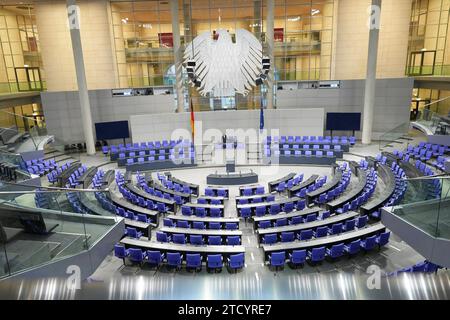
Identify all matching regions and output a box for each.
[130,109,325,143]
[42,90,175,143]
[277,78,414,139]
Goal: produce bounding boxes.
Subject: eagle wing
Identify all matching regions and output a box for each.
[234,29,263,96]
[183,31,213,96]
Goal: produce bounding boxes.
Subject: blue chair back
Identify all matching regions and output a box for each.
[270,251,286,267]
[263,233,277,244]
[229,253,244,269]
[227,236,240,245]
[209,222,221,229]
[167,252,182,267]
[310,246,326,262]
[281,232,295,242]
[147,250,164,265]
[208,235,222,245]
[207,254,223,268]
[128,248,144,263]
[290,250,306,265]
[173,233,186,244]
[190,234,203,245]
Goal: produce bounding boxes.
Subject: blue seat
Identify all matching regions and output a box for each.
[255,206,266,217]
[296,200,306,211]
[298,229,313,240]
[283,202,294,213]
[114,244,129,264]
[226,236,241,245]
[289,250,306,267]
[375,231,390,248]
[262,233,277,244]
[126,227,142,239]
[217,189,227,197]
[357,215,368,228]
[209,222,221,229]
[329,223,343,235]
[303,213,317,223]
[269,251,286,269]
[308,246,326,264]
[207,254,223,271]
[228,253,245,272]
[128,248,146,265]
[210,207,222,217]
[270,204,281,215]
[167,252,183,269]
[163,218,175,227]
[193,221,206,229]
[343,219,356,231]
[258,221,271,229]
[360,235,377,252]
[181,206,192,216]
[281,231,295,242]
[225,222,238,230]
[186,253,202,271]
[157,202,168,213]
[147,250,165,266]
[208,235,222,245]
[275,218,288,227]
[344,239,361,256]
[313,226,328,238]
[137,214,148,223]
[173,233,186,244]
[195,207,207,217]
[319,210,331,220]
[240,207,251,219]
[290,216,303,225]
[326,243,345,259]
[177,220,190,228]
[190,234,204,245]
[156,231,170,242]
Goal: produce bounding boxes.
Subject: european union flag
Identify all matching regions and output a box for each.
[259,98,264,131]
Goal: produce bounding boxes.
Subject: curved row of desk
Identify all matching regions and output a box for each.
[261,223,386,259]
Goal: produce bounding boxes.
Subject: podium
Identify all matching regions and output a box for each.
[226,160,235,173]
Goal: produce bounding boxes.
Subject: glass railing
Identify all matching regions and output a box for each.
[0,81,47,94]
[415,108,450,135]
[378,122,411,150]
[0,109,48,153]
[386,176,450,239]
[0,182,119,279]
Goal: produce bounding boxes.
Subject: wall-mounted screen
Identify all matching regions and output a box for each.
[326,112,361,131]
[95,121,130,140]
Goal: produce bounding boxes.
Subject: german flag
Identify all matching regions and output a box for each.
[190,98,195,141]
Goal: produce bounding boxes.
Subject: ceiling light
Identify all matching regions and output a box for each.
[311,9,320,16]
[287,16,301,22]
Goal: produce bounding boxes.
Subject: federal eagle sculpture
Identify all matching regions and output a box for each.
[184,28,270,97]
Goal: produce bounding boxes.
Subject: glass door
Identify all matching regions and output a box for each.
[14,67,43,91]
[407,50,436,76]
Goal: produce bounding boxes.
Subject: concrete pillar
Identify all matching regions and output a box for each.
[66,0,96,155]
[362,0,382,144]
[253,0,262,41]
[170,0,185,113]
[265,0,275,109]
